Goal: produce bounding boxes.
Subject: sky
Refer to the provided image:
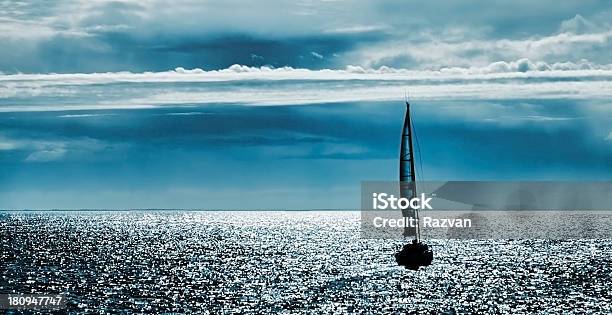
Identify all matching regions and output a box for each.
[1,0,612,72]
[1,0,612,209]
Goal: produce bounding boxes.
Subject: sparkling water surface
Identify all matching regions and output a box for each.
[1,211,611,314]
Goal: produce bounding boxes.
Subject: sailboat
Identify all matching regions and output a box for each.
[395,100,434,270]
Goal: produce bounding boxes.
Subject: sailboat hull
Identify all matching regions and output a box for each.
[395,242,433,270]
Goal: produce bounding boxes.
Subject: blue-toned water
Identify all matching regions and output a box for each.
[1,211,611,314]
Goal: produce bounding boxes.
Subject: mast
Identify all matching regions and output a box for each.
[399,101,420,241]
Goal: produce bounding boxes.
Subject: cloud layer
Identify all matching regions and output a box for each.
[1,1,611,72]
[1,60,611,111]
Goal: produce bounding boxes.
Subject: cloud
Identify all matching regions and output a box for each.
[0,135,109,161]
[0,139,19,150]
[25,147,67,162]
[0,60,611,111]
[559,14,602,34]
[0,0,386,72]
[324,25,388,34]
[0,137,68,162]
[1,59,611,85]
[310,51,324,59]
[606,132,612,141]
[123,80,610,107]
[443,58,610,73]
[2,1,611,72]
[356,28,612,69]
[58,113,116,118]
[483,115,576,125]
[164,112,209,116]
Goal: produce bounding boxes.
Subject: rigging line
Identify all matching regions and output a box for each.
[410,114,426,195]
[408,112,424,242]
[411,114,426,242]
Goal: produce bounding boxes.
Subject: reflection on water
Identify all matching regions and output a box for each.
[1,211,611,313]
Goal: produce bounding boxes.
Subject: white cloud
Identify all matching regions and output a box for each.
[1,59,611,86]
[0,17,58,39]
[139,80,611,106]
[0,61,611,111]
[0,137,68,162]
[354,27,612,69]
[310,51,324,59]
[559,14,602,34]
[0,139,19,150]
[606,132,612,141]
[324,24,388,34]
[25,147,67,162]
[164,112,209,116]
[0,135,109,161]
[58,113,116,118]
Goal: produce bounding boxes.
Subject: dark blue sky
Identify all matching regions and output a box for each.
[1,99,611,209]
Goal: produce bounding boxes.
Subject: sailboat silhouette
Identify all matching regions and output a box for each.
[395,99,434,270]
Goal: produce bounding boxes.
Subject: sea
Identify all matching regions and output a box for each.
[1,211,611,314]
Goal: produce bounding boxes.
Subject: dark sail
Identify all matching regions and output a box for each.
[399,101,418,238]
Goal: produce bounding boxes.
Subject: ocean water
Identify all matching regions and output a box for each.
[1,211,611,314]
